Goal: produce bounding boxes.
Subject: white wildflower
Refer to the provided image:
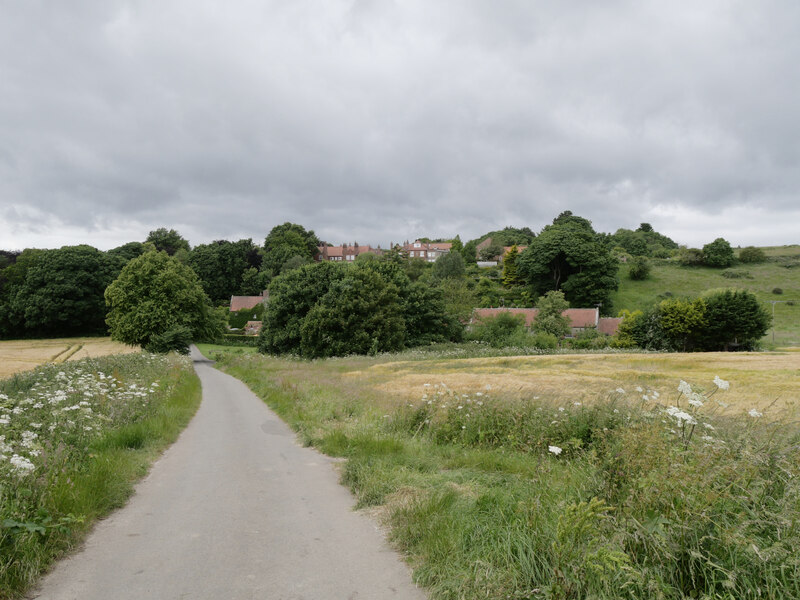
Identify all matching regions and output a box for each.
[573,402,582,407]
[678,380,692,396]
[688,395,704,408]
[548,445,563,455]
[748,409,763,418]
[666,406,697,425]
[635,386,643,392]
[713,376,730,391]
[615,388,625,394]
[703,423,715,430]
[10,454,35,474]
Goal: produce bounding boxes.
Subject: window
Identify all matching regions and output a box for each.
[414,243,421,248]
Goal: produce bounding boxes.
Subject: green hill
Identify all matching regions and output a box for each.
[611,245,800,347]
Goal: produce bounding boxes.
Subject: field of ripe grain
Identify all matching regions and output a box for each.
[0,337,138,378]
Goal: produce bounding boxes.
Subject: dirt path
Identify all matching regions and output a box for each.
[31,347,425,600]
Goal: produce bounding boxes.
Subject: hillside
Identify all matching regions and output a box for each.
[611,245,800,346]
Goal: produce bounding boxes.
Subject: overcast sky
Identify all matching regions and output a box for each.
[1,1,799,251]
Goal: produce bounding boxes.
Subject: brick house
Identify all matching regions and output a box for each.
[475,238,527,262]
[229,290,269,312]
[244,321,263,336]
[402,240,452,262]
[471,307,621,337]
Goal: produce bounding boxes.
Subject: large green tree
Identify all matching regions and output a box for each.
[300,267,405,358]
[262,223,320,277]
[146,228,191,256]
[258,261,345,354]
[188,239,259,302]
[532,290,571,338]
[432,251,466,280]
[105,251,224,351]
[696,289,770,351]
[517,214,618,312]
[10,246,117,337]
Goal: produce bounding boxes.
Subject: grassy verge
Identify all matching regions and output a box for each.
[0,353,201,599]
[210,348,800,600]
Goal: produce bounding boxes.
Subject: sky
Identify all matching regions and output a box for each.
[1,1,799,251]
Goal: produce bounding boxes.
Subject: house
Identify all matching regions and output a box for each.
[229,290,269,312]
[471,307,622,336]
[317,243,382,262]
[244,321,262,336]
[402,240,452,262]
[475,238,527,262]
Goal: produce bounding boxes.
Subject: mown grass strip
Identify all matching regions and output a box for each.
[55,344,83,363]
[0,356,202,599]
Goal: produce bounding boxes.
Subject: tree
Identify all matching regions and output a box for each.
[262,223,320,277]
[188,239,257,303]
[105,251,224,352]
[450,235,464,255]
[696,289,771,351]
[280,254,311,273]
[502,245,523,287]
[399,282,460,346]
[637,223,654,233]
[739,246,766,264]
[300,268,405,358]
[532,290,571,338]
[146,228,191,256]
[469,312,527,347]
[239,267,270,296]
[517,214,618,312]
[657,297,707,351]
[432,251,465,280]
[11,245,118,337]
[0,249,45,338]
[438,278,478,323]
[702,238,735,268]
[628,256,651,280]
[478,243,504,261]
[107,242,146,268]
[258,262,345,355]
[677,247,705,266]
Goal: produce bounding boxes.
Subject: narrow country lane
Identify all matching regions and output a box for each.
[30,347,426,600]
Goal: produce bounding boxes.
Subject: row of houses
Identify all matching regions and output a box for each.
[316,240,453,263]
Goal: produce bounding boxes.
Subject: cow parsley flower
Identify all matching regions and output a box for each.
[748,408,763,418]
[712,376,729,390]
[678,380,692,396]
[548,446,563,455]
[10,454,35,474]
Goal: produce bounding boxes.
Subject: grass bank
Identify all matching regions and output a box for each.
[209,348,800,600]
[0,353,201,599]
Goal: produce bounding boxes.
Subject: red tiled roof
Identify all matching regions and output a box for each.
[230,296,265,312]
[598,317,623,336]
[471,307,600,329]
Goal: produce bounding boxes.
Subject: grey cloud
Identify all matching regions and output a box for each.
[1,0,799,250]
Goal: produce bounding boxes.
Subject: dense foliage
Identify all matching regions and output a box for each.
[259,260,460,358]
[105,251,224,352]
[262,222,321,277]
[608,223,678,258]
[0,246,118,338]
[738,246,766,263]
[188,239,261,302]
[702,237,736,268]
[145,227,190,256]
[618,289,771,351]
[517,212,619,313]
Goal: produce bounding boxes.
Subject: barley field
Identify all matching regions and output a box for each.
[0,337,138,379]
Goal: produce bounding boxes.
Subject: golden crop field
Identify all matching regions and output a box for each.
[210,347,800,418]
[0,337,138,379]
[361,351,800,412]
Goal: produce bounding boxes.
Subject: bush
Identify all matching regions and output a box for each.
[144,325,193,354]
[569,328,610,349]
[702,237,735,268]
[773,287,783,295]
[738,246,766,263]
[228,303,265,329]
[468,312,526,347]
[677,247,704,266]
[628,256,651,280]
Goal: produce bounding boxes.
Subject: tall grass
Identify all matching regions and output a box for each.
[216,351,800,600]
[0,353,201,599]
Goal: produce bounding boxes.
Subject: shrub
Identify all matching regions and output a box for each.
[773,287,784,295]
[702,237,735,268]
[628,256,651,280]
[738,246,766,263]
[569,328,610,349]
[677,247,704,266]
[468,312,526,347]
[144,325,193,354]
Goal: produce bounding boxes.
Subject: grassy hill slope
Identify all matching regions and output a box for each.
[611,245,800,346]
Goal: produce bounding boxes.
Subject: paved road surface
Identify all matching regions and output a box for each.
[31,347,426,600]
